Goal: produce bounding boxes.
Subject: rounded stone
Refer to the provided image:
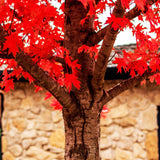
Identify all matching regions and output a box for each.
[8,144,23,157]
[145,131,159,160]
[12,118,27,132]
[2,136,7,153]
[3,151,15,160]
[115,148,133,160]
[108,104,129,119]
[49,129,65,148]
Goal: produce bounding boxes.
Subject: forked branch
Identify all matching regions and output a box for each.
[91,0,158,98]
[91,0,125,95]
[85,25,110,46]
[125,0,158,19]
[86,0,158,46]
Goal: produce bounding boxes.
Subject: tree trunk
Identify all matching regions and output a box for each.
[63,1,102,159]
[63,103,101,160]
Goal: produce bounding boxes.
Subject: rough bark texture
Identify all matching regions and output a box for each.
[63,1,102,159]
[63,103,101,160]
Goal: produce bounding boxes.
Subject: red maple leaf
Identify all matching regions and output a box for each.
[35,85,43,92]
[1,69,14,92]
[51,99,63,111]
[3,34,23,56]
[105,15,130,30]
[121,0,131,9]
[45,92,52,100]
[78,0,94,8]
[113,57,128,73]
[134,0,146,11]
[3,79,14,92]
[64,73,81,91]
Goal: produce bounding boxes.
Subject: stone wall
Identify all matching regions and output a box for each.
[1,81,160,160]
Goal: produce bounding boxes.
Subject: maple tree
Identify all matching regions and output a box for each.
[0,0,160,159]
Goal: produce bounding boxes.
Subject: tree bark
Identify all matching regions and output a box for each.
[63,103,101,160]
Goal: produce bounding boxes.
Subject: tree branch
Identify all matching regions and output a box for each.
[0,49,66,66]
[0,25,79,118]
[16,50,79,116]
[50,56,65,65]
[91,0,125,99]
[91,0,158,101]
[0,50,14,59]
[85,25,110,46]
[99,69,159,107]
[95,0,101,4]
[86,0,158,46]
[125,0,158,20]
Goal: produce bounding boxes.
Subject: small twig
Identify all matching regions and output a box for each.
[0,49,14,59]
[110,0,116,5]
[22,33,29,42]
[47,55,65,65]
[108,51,116,63]
[7,10,15,34]
[55,40,64,47]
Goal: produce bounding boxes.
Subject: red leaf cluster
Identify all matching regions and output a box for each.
[51,99,63,111]
[105,15,131,30]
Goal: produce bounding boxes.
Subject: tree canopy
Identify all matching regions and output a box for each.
[0,0,159,110]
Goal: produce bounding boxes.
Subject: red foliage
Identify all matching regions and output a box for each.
[101,105,110,118]
[51,99,63,111]
[64,73,81,92]
[105,14,131,30]
[0,0,160,110]
[3,33,23,56]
